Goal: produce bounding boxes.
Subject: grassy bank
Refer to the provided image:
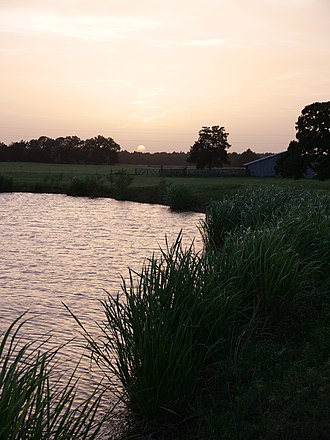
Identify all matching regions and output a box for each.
[1,181,329,439]
[75,186,329,439]
[1,162,330,211]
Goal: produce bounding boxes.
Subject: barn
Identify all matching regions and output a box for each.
[244,152,314,178]
[243,152,286,177]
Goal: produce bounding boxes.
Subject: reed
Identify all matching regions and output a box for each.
[215,226,312,323]
[70,235,250,421]
[0,314,107,439]
[63,187,330,436]
[200,186,297,250]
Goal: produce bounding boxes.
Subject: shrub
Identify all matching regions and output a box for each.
[111,171,134,199]
[167,183,195,211]
[0,174,14,192]
[66,175,109,197]
[66,187,330,434]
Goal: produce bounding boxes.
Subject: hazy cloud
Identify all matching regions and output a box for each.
[0,10,164,42]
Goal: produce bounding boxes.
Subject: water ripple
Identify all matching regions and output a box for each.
[0,192,204,403]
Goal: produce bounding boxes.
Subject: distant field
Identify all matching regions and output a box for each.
[1,162,329,208]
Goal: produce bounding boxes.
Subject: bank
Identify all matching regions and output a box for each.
[1,162,330,213]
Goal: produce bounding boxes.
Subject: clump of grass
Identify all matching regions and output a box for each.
[71,235,251,422]
[0,314,108,439]
[71,236,207,420]
[214,226,313,323]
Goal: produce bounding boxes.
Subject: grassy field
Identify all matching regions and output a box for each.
[1,162,330,210]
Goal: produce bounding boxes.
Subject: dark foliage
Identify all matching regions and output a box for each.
[276,101,330,180]
[187,126,230,169]
[1,135,266,170]
[229,148,260,167]
[2,135,120,165]
[118,150,189,166]
[0,174,14,192]
[275,141,309,179]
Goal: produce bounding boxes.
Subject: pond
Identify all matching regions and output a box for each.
[0,192,204,403]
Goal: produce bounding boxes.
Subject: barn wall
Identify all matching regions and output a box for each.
[246,154,314,178]
[247,155,280,177]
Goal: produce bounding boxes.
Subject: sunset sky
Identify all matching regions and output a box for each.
[1,0,329,153]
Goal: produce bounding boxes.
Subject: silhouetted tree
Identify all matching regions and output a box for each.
[275,141,309,179]
[229,148,260,167]
[54,136,82,163]
[0,142,9,161]
[8,140,28,162]
[276,101,330,180]
[25,136,57,162]
[187,126,230,169]
[82,135,120,164]
[118,151,188,166]
[240,148,260,165]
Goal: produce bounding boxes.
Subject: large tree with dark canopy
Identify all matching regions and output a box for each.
[82,135,121,164]
[276,101,330,180]
[187,125,230,169]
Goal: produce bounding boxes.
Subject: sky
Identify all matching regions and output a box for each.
[0,0,329,153]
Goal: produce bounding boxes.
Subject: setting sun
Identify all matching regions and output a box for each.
[136,145,146,153]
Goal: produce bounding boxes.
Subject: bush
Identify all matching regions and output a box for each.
[66,175,109,197]
[0,174,14,192]
[110,171,134,199]
[71,235,250,421]
[167,183,195,211]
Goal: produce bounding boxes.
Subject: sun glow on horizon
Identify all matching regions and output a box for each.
[136,145,146,153]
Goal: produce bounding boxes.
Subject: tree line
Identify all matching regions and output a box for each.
[0,134,264,167]
[0,135,120,165]
[1,101,328,177]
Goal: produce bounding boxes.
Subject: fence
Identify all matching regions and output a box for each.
[135,167,247,177]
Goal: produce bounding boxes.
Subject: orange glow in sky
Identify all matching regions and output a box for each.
[0,0,329,153]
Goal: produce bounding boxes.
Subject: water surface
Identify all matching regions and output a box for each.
[0,192,204,401]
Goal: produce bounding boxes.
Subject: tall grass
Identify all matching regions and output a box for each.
[65,187,330,436]
[71,235,255,422]
[213,226,313,323]
[0,314,108,439]
[200,186,298,250]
